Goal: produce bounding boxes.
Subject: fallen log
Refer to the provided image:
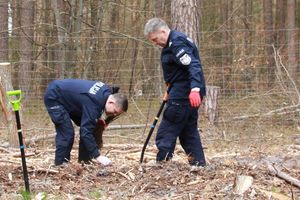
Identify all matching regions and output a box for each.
[12,152,36,158]
[254,186,292,200]
[267,164,300,189]
[23,124,146,145]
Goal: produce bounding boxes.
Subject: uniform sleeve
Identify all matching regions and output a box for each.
[80,103,102,159]
[171,39,205,90]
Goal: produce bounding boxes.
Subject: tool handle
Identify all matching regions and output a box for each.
[7,90,22,111]
[140,100,167,163]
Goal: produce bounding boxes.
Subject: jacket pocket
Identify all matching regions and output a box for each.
[48,106,67,125]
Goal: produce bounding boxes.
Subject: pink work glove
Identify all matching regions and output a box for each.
[189,91,201,107]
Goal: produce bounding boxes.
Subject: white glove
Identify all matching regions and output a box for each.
[96,155,112,166]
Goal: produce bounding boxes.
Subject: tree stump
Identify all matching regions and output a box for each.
[0,62,18,147]
[204,86,221,125]
[234,175,253,195]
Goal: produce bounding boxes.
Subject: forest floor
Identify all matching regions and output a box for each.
[0,132,300,200]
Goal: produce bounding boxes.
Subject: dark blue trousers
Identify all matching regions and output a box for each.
[156,100,206,166]
[44,89,90,165]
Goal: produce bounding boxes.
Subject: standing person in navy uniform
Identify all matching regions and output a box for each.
[144,18,206,167]
[44,79,128,166]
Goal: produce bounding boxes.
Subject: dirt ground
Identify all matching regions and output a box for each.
[0,134,299,200]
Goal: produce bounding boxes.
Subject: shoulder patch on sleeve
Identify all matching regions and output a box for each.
[176,49,185,58]
[179,54,191,65]
[187,37,194,44]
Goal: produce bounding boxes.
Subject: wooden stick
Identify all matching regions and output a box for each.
[232,107,300,120]
[0,146,13,153]
[12,152,36,158]
[0,159,21,165]
[267,164,300,188]
[31,168,59,174]
[116,171,131,180]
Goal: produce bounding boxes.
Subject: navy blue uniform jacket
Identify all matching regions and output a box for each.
[46,79,111,158]
[161,30,206,99]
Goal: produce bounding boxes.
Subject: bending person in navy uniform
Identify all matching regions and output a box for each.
[44,79,128,166]
[144,18,206,166]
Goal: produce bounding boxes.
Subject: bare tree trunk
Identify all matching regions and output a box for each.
[10,0,20,83]
[286,0,297,87]
[104,1,119,82]
[128,41,139,97]
[220,0,234,93]
[155,0,171,19]
[18,0,34,97]
[0,63,18,147]
[263,0,276,87]
[171,0,200,47]
[0,0,9,62]
[89,0,105,79]
[143,1,163,98]
[275,0,286,49]
[128,0,141,97]
[38,0,55,93]
[51,0,66,78]
[243,0,252,66]
[82,0,103,79]
[73,0,83,78]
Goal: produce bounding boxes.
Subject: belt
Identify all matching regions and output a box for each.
[168,99,190,106]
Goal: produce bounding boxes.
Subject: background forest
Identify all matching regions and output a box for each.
[0,0,299,146]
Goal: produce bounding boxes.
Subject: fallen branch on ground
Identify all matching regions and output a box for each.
[267,163,300,189]
[232,107,299,121]
[23,124,146,145]
[30,167,59,174]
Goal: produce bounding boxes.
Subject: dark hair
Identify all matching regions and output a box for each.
[111,86,120,94]
[113,93,128,112]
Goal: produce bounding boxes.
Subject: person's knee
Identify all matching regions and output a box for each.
[55,135,74,148]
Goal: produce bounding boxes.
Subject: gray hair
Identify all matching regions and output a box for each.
[144,18,170,36]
